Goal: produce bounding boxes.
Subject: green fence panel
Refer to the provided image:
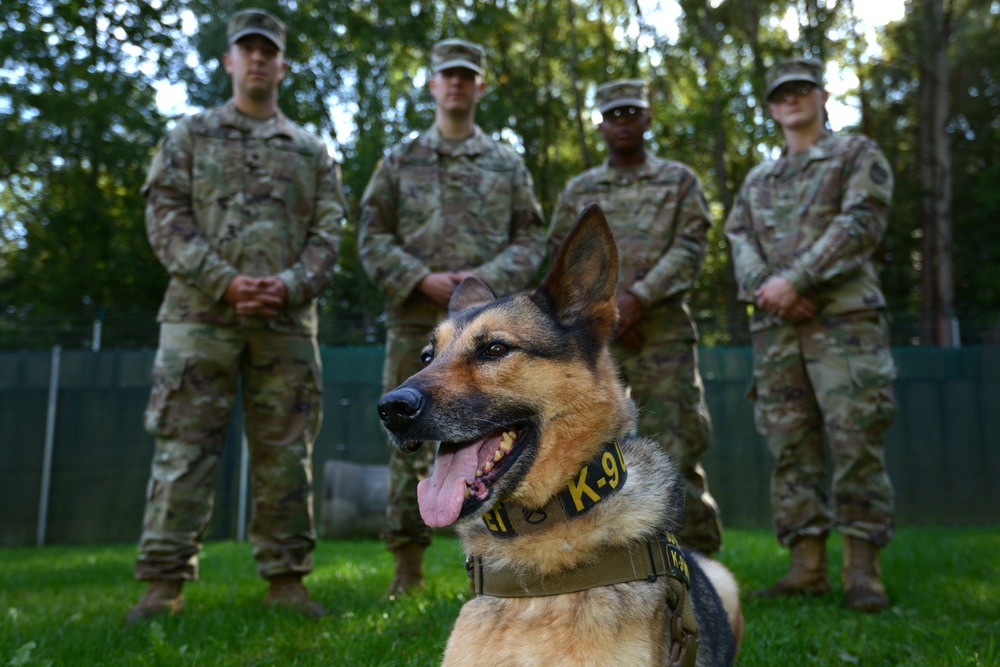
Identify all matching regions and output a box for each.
[0,352,52,546]
[1,345,997,547]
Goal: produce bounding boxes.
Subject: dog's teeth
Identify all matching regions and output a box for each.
[499,439,513,452]
[493,450,503,462]
[464,486,471,499]
[483,461,493,473]
[476,469,483,478]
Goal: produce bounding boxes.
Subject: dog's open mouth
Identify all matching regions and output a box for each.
[416,425,528,528]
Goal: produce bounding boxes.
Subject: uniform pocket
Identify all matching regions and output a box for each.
[191,132,242,211]
[269,144,314,209]
[304,359,324,442]
[846,347,897,389]
[143,356,187,437]
[845,347,897,432]
[467,159,515,228]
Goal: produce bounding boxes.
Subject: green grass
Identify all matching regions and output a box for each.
[1,528,998,666]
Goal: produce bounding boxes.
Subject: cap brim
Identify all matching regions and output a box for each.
[765,73,821,99]
[433,59,484,76]
[598,98,649,114]
[229,28,284,50]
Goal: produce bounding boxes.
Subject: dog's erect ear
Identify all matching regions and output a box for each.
[540,203,619,336]
[449,276,497,314]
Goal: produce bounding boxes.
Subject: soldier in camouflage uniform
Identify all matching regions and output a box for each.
[548,80,724,554]
[127,8,348,622]
[359,39,545,597]
[724,58,896,612]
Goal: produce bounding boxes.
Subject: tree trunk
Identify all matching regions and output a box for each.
[566,0,592,168]
[918,0,958,346]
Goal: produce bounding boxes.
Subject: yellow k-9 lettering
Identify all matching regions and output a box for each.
[483,506,510,534]
[567,467,601,512]
[565,440,626,513]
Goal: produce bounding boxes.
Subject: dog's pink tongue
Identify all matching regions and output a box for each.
[417,441,480,528]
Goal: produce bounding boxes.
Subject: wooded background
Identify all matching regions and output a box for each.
[2,0,998,349]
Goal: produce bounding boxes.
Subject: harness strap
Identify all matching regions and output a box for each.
[466,531,700,663]
[666,574,700,667]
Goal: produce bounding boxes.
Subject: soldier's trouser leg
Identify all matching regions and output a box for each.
[381,326,434,552]
[242,329,323,579]
[621,340,723,553]
[752,325,832,547]
[804,313,896,547]
[136,323,242,580]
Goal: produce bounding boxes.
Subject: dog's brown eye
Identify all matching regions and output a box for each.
[420,351,434,366]
[484,343,510,358]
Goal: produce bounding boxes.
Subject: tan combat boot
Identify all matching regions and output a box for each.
[264,573,326,618]
[842,536,889,612]
[752,535,831,598]
[125,579,184,623]
[386,543,426,599]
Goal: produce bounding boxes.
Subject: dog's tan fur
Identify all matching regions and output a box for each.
[378,205,742,666]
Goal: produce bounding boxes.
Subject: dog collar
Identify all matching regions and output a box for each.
[480,439,627,538]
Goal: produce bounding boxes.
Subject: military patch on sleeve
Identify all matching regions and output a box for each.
[869,161,889,185]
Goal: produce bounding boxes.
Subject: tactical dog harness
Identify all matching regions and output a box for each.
[466,440,701,667]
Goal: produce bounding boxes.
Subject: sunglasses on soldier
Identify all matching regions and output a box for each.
[769,81,817,103]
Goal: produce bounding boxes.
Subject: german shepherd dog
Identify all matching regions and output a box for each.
[378,205,743,666]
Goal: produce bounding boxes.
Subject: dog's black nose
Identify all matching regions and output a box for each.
[378,386,425,432]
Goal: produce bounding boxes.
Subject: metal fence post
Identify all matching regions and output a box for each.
[238,430,249,542]
[37,344,61,546]
[91,318,103,352]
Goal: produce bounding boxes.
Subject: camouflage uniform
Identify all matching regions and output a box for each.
[360,121,545,551]
[137,95,347,581]
[548,81,722,553]
[725,123,897,548]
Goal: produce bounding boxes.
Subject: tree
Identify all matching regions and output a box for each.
[0,0,183,345]
[917,0,957,346]
[3,0,998,348]
[873,0,999,344]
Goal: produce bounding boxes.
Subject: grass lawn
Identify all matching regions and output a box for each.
[1,527,997,666]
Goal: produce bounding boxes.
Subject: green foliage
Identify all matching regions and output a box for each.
[0,0,179,328]
[0,529,998,665]
[857,1,1000,341]
[2,1,999,347]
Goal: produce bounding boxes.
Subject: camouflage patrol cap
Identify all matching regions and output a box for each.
[431,39,486,76]
[765,57,824,100]
[227,8,286,51]
[595,79,649,114]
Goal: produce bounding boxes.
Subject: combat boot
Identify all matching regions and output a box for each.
[386,543,425,599]
[842,536,889,612]
[125,579,184,623]
[752,535,831,598]
[264,573,326,618]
